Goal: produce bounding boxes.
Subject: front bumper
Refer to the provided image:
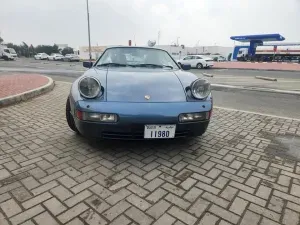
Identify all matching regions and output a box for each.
[71,100,212,140]
[74,118,209,140]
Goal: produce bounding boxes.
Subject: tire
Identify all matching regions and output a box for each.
[66,98,80,134]
[196,63,203,69]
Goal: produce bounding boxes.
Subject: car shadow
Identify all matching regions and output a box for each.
[86,137,200,152]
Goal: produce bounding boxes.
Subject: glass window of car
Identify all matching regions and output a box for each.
[8,48,16,54]
[195,56,202,59]
[183,56,193,60]
[4,49,10,53]
[96,47,179,69]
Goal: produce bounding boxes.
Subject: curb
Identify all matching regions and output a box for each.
[255,76,277,81]
[0,76,55,108]
[211,67,300,72]
[211,84,300,96]
[203,73,214,77]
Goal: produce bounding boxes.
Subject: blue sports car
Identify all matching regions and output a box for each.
[66,46,213,140]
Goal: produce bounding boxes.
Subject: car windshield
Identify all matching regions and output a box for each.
[96,47,179,69]
[8,48,16,54]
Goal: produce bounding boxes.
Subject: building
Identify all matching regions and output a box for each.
[155,45,232,60]
[75,46,112,60]
[75,44,233,61]
[56,44,68,52]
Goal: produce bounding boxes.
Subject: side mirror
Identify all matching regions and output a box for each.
[181,64,191,71]
[83,61,93,68]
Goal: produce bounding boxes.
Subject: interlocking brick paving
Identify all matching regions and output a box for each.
[0,82,300,224]
[0,74,49,98]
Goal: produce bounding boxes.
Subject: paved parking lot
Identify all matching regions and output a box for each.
[0,58,84,72]
[1,82,300,225]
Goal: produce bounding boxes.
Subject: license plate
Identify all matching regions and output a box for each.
[144,125,176,139]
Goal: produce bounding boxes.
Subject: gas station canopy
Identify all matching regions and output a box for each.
[230,34,285,42]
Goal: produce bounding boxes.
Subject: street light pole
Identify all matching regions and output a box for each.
[157,30,160,46]
[86,0,92,61]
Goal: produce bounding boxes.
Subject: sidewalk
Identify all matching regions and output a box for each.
[214,62,300,71]
[0,73,54,107]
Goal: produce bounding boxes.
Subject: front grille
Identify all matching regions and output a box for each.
[101,130,190,140]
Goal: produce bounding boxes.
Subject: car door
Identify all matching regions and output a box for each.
[182,56,193,65]
[194,56,203,67]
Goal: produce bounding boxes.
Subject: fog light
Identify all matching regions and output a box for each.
[179,112,208,122]
[82,112,117,122]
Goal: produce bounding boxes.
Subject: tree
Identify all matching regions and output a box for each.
[21,42,29,57]
[35,45,59,55]
[0,36,3,44]
[52,44,59,53]
[61,47,74,56]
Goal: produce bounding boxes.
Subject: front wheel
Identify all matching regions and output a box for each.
[197,63,203,69]
[66,98,80,134]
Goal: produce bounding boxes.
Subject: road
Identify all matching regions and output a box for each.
[201,68,300,79]
[1,58,300,119]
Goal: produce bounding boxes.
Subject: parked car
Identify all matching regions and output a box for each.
[64,54,80,62]
[48,53,64,61]
[66,46,212,140]
[34,53,49,60]
[213,55,227,62]
[178,55,214,69]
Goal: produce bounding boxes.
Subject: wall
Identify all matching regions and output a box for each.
[75,44,234,61]
[156,45,233,60]
[77,46,107,60]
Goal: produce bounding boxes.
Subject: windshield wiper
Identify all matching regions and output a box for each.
[97,63,128,67]
[135,64,173,69]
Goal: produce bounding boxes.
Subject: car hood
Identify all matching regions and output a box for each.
[104,69,187,102]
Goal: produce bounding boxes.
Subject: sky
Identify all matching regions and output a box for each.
[0,0,300,48]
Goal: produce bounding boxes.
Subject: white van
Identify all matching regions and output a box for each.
[0,45,17,60]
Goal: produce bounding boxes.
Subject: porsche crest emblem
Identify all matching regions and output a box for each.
[145,95,151,100]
